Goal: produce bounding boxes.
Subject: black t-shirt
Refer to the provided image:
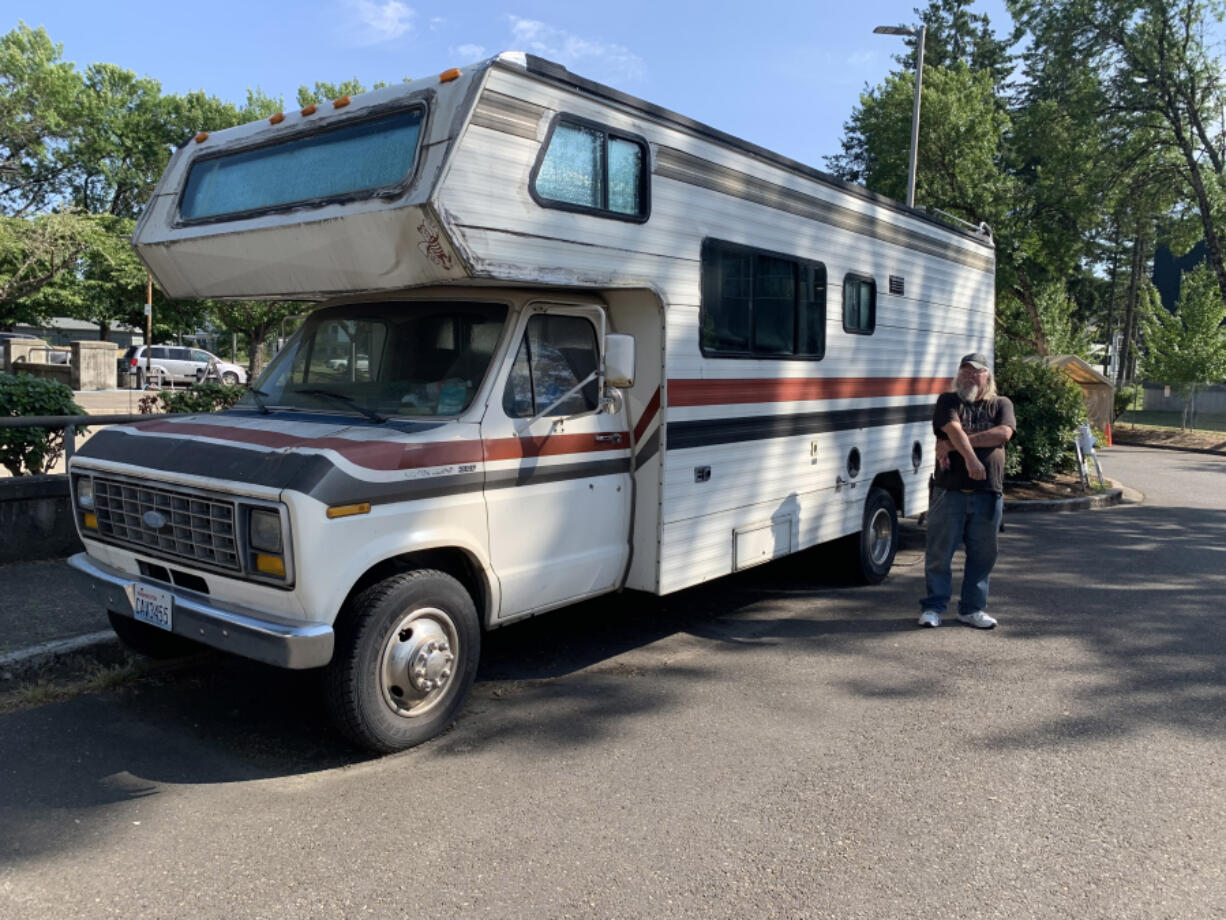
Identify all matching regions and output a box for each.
[932,392,1017,494]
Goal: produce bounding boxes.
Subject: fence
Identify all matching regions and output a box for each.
[1123,383,1226,431]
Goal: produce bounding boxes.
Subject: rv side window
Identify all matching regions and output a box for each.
[503,315,600,418]
[699,239,826,359]
[843,274,876,335]
[532,117,649,221]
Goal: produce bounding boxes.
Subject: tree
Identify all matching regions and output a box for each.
[0,24,81,217]
[1142,261,1226,425]
[0,210,103,327]
[1010,0,1226,311]
[208,300,309,377]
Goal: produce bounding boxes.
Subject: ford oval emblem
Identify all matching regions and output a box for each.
[142,510,168,530]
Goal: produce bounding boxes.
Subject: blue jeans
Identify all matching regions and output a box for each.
[921,486,1003,615]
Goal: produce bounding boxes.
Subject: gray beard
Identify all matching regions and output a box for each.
[956,382,982,402]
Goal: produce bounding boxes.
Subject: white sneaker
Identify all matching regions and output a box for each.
[957,610,997,629]
[918,610,942,628]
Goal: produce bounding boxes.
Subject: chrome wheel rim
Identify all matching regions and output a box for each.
[867,507,894,566]
[379,607,459,719]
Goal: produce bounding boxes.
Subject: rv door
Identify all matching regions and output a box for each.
[481,305,632,617]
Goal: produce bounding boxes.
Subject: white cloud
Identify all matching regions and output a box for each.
[452,44,488,63]
[430,17,445,31]
[346,0,415,45]
[505,15,645,84]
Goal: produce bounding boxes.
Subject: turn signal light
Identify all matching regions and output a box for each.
[255,554,286,577]
[327,502,371,519]
[439,68,461,83]
[82,512,98,530]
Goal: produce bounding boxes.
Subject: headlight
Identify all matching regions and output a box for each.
[76,476,94,510]
[249,509,283,553]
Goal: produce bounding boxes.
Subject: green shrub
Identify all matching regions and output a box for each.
[1113,384,1141,421]
[138,382,247,416]
[995,359,1087,480]
[0,373,89,476]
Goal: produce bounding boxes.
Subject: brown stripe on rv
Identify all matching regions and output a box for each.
[131,419,627,471]
[667,376,949,407]
[633,387,662,443]
[133,419,483,471]
[653,147,996,274]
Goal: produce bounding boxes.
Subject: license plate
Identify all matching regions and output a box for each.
[132,584,174,631]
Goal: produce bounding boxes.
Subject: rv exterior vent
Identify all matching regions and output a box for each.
[889,275,905,296]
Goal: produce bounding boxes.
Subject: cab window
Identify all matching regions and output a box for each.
[503,315,600,418]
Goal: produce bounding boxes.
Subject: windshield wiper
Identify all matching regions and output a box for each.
[298,389,388,424]
[248,388,271,415]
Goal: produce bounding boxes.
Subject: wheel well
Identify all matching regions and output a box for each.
[344,548,490,627]
[870,470,906,517]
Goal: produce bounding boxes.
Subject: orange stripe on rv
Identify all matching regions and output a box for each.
[667,376,949,406]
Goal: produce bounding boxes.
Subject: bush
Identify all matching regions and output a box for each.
[138,382,247,416]
[995,359,1087,480]
[0,373,89,476]
[1113,384,1141,421]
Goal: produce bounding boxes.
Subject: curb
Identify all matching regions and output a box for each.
[1110,439,1226,457]
[1004,486,1124,513]
[0,631,120,682]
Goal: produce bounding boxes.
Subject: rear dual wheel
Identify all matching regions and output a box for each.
[325,569,480,753]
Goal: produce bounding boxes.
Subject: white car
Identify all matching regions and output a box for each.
[122,345,248,387]
[325,353,370,373]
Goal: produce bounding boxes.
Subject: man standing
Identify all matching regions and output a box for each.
[918,353,1017,629]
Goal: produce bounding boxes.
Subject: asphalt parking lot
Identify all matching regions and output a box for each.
[1,444,1224,919]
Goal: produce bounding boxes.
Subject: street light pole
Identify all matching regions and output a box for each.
[873,24,927,209]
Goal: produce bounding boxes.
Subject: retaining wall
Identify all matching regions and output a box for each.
[0,474,83,564]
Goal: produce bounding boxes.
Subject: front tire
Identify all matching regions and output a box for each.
[851,487,898,585]
[325,569,481,753]
[221,371,240,385]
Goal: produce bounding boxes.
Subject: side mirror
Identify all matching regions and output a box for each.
[604,333,636,388]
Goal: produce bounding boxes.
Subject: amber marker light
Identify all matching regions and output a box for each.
[332,95,351,109]
[439,68,461,83]
[255,554,286,577]
[194,132,209,143]
[82,512,98,530]
[269,112,285,124]
[326,502,372,520]
[301,103,317,116]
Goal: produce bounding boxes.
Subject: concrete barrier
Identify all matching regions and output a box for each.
[0,474,83,564]
[71,340,119,390]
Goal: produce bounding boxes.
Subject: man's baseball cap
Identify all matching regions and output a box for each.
[959,352,990,371]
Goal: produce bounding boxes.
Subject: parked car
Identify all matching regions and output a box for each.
[325,353,370,373]
[120,345,247,387]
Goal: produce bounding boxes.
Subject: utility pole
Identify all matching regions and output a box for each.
[145,272,153,384]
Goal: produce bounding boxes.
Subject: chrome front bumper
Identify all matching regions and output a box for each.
[69,553,334,669]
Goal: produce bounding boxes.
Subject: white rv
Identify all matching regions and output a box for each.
[67,53,995,752]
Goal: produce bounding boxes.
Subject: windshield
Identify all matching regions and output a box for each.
[242,301,508,419]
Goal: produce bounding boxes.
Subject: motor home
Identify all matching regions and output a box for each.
[68,53,996,752]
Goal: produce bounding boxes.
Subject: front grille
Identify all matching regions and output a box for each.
[92,477,240,571]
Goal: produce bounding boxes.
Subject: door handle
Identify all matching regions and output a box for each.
[595,433,623,443]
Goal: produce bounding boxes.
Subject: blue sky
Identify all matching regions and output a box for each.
[14,0,1015,169]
